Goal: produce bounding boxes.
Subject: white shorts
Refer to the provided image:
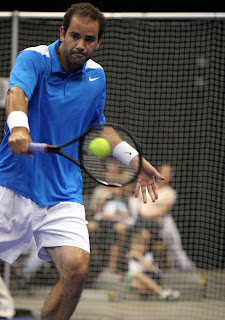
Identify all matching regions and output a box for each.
[0,186,90,264]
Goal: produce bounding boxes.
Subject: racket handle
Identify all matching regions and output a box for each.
[28,143,48,153]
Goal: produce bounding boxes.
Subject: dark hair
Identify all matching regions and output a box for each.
[63,2,106,41]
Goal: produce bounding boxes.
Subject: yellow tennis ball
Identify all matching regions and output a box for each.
[89,138,111,157]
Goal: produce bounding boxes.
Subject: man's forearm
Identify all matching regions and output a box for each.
[6,86,32,155]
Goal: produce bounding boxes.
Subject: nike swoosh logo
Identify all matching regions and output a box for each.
[89,76,100,82]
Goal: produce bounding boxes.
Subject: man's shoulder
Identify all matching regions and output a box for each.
[85,59,106,92]
[85,59,104,71]
[16,45,50,72]
[23,44,50,58]
[85,59,105,86]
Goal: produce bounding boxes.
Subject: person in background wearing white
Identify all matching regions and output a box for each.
[126,232,180,300]
[0,275,15,320]
[91,177,139,273]
[138,164,196,271]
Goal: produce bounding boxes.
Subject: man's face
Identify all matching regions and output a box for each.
[59,15,102,72]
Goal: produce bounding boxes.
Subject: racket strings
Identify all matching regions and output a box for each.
[81,125,140,187]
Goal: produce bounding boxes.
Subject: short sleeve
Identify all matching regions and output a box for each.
[8,50,45,100]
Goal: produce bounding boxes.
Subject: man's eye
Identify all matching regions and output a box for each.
[71,34,79,40]
[86,38,95,43]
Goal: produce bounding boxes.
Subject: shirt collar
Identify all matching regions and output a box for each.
[48,39,86,77]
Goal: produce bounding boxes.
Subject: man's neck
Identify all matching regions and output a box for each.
[57,47,80,75]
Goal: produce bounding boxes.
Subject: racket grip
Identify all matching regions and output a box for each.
[28,143,48,154]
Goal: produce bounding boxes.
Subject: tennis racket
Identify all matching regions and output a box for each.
[28,123,142,187]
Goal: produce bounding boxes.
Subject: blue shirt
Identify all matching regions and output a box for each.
[0,40,106,205]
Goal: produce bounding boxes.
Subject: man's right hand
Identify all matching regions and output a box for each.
[8,127,32,157]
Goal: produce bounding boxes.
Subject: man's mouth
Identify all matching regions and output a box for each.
[72,52,86,58]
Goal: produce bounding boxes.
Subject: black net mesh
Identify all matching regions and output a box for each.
[0,16,224,319]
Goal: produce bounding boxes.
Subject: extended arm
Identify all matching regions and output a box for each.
[101,126,165,204]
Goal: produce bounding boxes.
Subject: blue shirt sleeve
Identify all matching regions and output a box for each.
[9,50,45,100]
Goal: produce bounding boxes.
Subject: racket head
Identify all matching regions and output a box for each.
[79,123,142,187]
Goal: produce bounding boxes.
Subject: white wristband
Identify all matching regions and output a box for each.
[7,111,30,133]
[112,141,139,166]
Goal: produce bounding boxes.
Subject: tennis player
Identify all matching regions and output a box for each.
[0,3,164,320]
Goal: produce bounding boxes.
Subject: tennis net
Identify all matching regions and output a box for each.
[0,12,224,320]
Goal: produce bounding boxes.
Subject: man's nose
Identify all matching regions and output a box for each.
[76,39,85,51]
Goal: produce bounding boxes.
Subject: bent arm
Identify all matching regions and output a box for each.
[126,251,154,271]
[139,201,173,218]
[6,87,32,155]
[6,86,29,117]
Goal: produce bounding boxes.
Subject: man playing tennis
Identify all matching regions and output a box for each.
[0,3,164,320]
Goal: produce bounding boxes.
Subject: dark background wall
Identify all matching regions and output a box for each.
[1,0,225,12]
[0,6,224,270]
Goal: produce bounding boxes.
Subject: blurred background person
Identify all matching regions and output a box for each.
[88,168,139,274]
[138,164,196,271]
[0,275,15,319]
[125,232,180,300]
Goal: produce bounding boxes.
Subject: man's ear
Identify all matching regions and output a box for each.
[96,36,103,50]
[60,26,65,42]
